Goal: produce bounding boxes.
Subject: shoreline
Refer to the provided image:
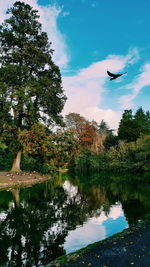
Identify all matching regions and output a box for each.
[50,220,150,267]
[0,171,51,189]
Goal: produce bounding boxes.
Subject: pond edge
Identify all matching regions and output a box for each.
[48,220,148,267]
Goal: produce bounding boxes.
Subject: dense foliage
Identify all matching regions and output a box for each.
[108,135,150,172]
[72,109,150,174]
[0,1,66,128]
[0,1,66,171]
[1,106,150,173]
[65,112,106,154]
[118,108,150,142]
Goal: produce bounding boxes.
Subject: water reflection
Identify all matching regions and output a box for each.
[64,202,128,253]
[0,172,150,266]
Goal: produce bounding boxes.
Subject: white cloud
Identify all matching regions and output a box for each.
[91,203,124,224]
[62,49,139,129]
[125,47,140,65]
[0,0,69,68]
[0,212,7,221]
[38,4,69,68]
[64,202,126,253]
[119,63,150,109]
[0,0,13,23]
[63,180,78,199]
[64,221,106,253]
[108,203,124,220]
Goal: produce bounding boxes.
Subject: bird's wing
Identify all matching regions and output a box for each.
[107,70,115,77]
[118,72,127,76]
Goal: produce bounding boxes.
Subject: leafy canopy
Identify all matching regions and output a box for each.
[0,1,66,129]
[118,108,150,142]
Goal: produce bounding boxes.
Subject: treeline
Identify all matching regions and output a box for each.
[74,134,150,174]
[1,108,150,173]
[73,108,150,173]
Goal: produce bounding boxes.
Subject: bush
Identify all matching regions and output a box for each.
[73,149,108,174]
[73,135,150,174]
[0,148,14,171]
[21,154,54,174]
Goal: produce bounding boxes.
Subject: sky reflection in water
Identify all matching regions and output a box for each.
[0,172,149,266]
[63,180,128,253]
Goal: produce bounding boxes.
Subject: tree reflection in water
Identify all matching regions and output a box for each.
[0,172,150,266]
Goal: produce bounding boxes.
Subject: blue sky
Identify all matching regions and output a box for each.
[1,0,150,129]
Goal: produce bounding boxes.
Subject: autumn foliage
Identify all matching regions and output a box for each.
[65,113,105,153]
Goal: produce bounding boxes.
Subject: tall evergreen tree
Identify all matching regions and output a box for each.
[134,107,150,135]
[98,119,114,135]
[118,109,137,142]
[0,1,66,171]
[118,108,150,142]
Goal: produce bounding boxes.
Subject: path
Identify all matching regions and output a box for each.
[60,222,150,267]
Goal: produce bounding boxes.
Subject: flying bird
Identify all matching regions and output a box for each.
[107,70,127,80]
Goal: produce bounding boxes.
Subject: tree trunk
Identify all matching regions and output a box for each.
[12,188,20,208]
[11,151,22,172]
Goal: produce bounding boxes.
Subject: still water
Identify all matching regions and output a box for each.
[0,172,150,266]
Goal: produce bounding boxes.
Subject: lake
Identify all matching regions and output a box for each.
[0,172,150,266]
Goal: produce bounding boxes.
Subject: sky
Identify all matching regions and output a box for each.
[63,180,128,253]
[0,0,150,130]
